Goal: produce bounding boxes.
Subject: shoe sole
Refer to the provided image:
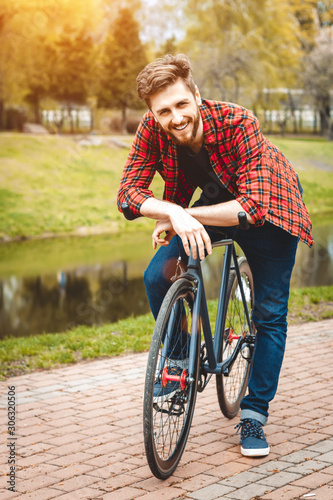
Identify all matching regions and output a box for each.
[168,359,189,370]
[153,388,178,404]
[241,445,270,457]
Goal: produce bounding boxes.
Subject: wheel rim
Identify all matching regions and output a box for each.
[152,293,194,464]
[144,281,200,477]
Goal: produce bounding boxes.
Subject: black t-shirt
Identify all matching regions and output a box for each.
[177,145,235,206]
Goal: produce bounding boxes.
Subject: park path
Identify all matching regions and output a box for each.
[1,318,333,500]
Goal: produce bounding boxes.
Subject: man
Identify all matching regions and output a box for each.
[117,54,313,457]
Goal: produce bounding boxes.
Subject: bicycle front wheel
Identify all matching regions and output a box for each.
[216,257,255,419]
[143,278,200,479]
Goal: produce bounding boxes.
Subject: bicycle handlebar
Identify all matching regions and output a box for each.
[121,202,138,221]
[121,202,250,230]
[237,211,250,231]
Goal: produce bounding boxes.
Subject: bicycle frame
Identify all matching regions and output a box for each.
[182,238,253,382]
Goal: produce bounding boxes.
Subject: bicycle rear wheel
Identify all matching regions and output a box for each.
[216,257,255,419]
[143,278,200,479]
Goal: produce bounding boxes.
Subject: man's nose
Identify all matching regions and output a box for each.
[171,112,184,125]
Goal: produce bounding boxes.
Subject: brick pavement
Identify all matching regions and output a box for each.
[1,318,333,500]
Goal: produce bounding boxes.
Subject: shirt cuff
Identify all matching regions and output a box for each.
[122,190,154,217]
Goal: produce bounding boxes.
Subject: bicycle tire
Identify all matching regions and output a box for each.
[216,257,255,419]
[143,278,200,479]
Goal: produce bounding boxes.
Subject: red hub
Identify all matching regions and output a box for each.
[161,367,188,390]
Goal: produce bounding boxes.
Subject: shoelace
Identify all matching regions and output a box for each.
[235,419,265,440]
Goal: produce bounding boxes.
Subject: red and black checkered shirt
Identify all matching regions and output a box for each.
[117,99,314,247]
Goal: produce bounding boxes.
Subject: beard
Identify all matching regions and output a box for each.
[167,106,201,148]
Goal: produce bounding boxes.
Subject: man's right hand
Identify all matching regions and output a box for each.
[143,200,211,260]
[167,206,212,260]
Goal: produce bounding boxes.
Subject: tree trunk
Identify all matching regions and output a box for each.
[34,94,41,124]
[67,104,74,134]
[121,105,127,135]
[328,118,333,141]
[288,91,297,134]
[318,95,330,136]
[319,109,328,136]
[0,99,4,130]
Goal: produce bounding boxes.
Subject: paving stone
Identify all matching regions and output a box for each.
[258,471,303,488]
[224,483,274,499]
[308,438,333,453]
[259,484,309,499]
[219,470,267,488]
[317,450,333,463]
[291,469,333,488]
[306,483,333,499]
[188,483,235,499]
[285,459,328,475]
[138,487,188,499]
[282,449,320,463]
[0,319,333,500]
[249,460,292,475]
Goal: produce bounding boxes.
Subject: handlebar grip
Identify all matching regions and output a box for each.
[121,202,137,221]
[238,211,250,230]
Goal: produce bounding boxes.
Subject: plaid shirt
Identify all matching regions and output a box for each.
[117,99,314,247]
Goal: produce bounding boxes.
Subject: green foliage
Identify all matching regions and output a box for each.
[97,7,148,131]
[180,0,302,106]
[49,28,97,107]
[1,0,333,129]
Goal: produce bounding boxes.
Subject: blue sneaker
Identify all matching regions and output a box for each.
[153,366,183,403]
[235,418,270,457]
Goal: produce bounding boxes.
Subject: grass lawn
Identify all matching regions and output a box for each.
[0,133,160,240]
[0,133,332,240]
[269,135,333,220]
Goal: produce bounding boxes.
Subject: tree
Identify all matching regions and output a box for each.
[302,27,333,138]
[0,0,105,129]
[98,7,147,133]
[179,0,302,109]
[0,0,28,128]
[290,0,333,51]
[48,27,97,132]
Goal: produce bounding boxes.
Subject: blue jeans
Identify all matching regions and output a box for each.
[144,221,299,425]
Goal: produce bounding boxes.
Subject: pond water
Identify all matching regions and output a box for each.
[0,222,332,339]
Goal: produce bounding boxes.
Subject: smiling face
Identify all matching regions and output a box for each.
[150,79,204,152]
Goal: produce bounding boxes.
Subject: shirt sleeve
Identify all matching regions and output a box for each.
[232,115,270,226]
[117,113,160,218]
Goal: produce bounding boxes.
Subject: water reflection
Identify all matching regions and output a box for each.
[291,228,333,288]
[201,225,333,301]
[0,262,149,339]
[0,223,332,339]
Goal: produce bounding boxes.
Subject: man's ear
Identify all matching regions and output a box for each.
[195,85,202,105]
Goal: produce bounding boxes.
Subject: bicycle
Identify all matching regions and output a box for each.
[121,203,256,479]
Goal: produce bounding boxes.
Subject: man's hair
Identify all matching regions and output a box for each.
[136,54,196,106]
